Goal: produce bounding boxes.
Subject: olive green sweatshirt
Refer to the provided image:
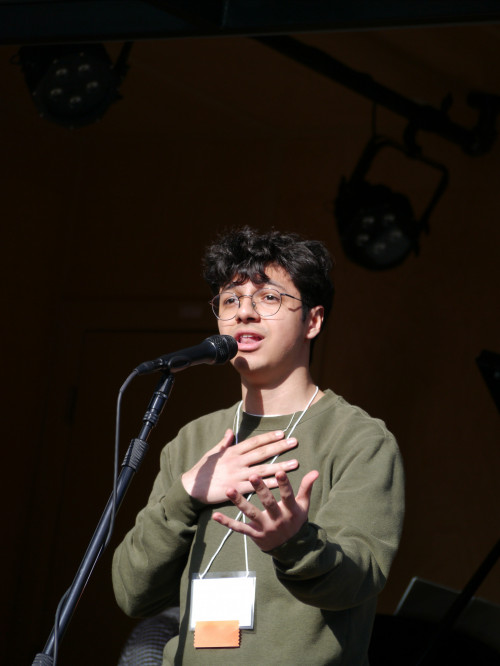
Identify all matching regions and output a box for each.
[112,389,404,665]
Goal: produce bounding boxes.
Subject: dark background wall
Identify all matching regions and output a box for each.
[2,24,500,665]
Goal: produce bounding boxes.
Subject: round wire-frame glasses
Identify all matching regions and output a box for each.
[210,287,303,320]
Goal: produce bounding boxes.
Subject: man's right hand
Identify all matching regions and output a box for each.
[181,429,299,504]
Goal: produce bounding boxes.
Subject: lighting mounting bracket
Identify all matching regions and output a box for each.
[349,135,449,235]
[255,36,500,157]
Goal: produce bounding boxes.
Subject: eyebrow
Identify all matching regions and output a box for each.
[224,278,285,292]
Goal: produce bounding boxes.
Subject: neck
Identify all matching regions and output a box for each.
[240,369,322,415]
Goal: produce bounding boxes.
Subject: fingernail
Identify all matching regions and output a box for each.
[275,430,284,437]
[286,438,297,444]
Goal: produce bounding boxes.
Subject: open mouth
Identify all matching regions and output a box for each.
[236,332,263,343]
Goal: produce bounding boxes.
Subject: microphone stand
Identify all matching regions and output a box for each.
[32,370,176,666]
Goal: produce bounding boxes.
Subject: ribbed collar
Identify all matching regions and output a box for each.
[236,389,336,435]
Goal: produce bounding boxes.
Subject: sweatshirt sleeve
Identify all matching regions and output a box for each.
[268,427,405,611]
[112,443,205,618]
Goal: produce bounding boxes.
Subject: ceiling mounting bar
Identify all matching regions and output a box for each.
[255,35,500,156]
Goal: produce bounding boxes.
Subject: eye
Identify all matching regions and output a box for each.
[260,290,280,303]
[221,293,238,306]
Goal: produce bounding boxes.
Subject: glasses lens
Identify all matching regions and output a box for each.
[253,288,282,316]
[213,292,239,320]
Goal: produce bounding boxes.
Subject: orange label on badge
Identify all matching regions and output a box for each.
[194,620,240,648]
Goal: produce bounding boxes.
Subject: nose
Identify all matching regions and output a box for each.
[236,294,259,322]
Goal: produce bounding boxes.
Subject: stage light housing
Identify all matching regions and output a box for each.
[17,43,130,128]
[335,136,448,270]
[335,180,419,270]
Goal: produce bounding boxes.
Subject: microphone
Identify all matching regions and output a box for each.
[134,334,238,375]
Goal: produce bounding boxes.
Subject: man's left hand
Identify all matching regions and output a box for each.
[212,469,319,552]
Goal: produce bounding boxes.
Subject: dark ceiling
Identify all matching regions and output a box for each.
[2,0,500,46]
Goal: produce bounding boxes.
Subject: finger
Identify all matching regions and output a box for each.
[274,470,296,507]
[225,474,280,497]
[212,511,259,537]
[226,487,263,525]
[250,458,299,480]
[295,470,320,507]
[237,430,287,455]
[244,437,298,466]
[217,429,234,451]
[249,475,281,519]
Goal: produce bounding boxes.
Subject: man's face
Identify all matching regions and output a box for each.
[216,264,323,386]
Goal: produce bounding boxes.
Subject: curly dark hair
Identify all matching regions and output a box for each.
[202,226,334,329]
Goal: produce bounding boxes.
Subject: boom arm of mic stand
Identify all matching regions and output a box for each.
[32,371,176,666]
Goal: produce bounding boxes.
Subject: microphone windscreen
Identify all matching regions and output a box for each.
[209,334,238,364]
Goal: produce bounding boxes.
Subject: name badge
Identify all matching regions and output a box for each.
[189,572,256,630]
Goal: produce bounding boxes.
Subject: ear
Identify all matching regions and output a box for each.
[305,305,324,340]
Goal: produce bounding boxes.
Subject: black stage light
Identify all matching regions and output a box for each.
[476,350,500,414]
[335,136,448,270]
[17,43,131,128]
[335,180,417,270]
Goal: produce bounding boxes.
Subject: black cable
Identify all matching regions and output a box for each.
[50,369,138,666]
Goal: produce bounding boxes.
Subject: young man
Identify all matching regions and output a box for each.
[112,227,405,665]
